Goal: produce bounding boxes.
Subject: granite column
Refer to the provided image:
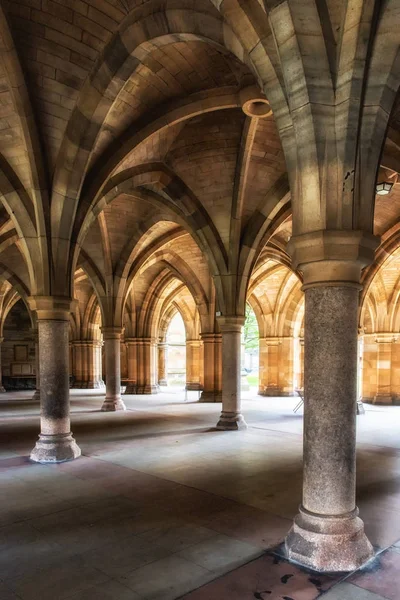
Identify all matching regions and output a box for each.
[29,297,81,463]
[285,234,375,571]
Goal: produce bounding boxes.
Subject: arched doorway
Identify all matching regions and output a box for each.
[165,312,186,389]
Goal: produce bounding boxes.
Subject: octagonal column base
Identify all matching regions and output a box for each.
[285,506,373,572]
[199,390,221,402]
[101,398,126,411]
[216,411,247,430]
[30,432,81,463]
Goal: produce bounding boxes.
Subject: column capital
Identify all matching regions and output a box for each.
[287,230,379,288]
[217,315,245,333]
[125,337,138,346]
[261,337,282,346]
[101,326,123,339]
[186,339,201,347]
[28,296,75,321]
[200,333,220,342]
[375,333,397,344]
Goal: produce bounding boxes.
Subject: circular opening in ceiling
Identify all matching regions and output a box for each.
[242,98,272,118]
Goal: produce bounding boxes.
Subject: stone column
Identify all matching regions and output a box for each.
[124,338,138,394]
[135,338,158,394]
[29,297,81,463]
[71,341,83,387]
[216,316,246,430]
[374,334,394,404]
[158,341,168,386]
[285,233,375,572]
[186,339,202,390]
[101,327,126,411]
[32,329,40,400]
[297,337,304,390]
[95,340,104,387]
[199,333,222,402]
[144,338,159,394]
[0,337,6,392]
[258,337,280,396]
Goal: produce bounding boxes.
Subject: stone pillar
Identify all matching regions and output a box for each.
[362,334,399,405]
[0,337,6,392]
[32,330,40,400]
[71,340,103,388]
[29,297,81,463]
[101,327,126,411]
[285,233,375,571]
[216,316,246,430]
[71,341,83,387]
[158,341,168,386]
[95,340,104,387]
[297,337,304,390]
[136,338,159,394]
[258,337,295,396]
[125,338,138,394]
[374,334,394,404]
[199,333,222,402]
[361,334,377,402]
[186,339,202,390]
[258,337,280,396]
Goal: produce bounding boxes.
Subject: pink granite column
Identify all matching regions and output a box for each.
[29,297,81,463]
[101,327,126,411]
[216,316,246,430]
[285,284,373,570]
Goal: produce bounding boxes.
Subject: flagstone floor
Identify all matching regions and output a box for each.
[0,389,400,599]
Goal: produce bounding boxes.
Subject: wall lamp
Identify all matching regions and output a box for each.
[376,181,394,196]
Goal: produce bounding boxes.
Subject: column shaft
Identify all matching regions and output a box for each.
[0,337,5,392]
[33,331,40,400]
[101,328,126,411]
[158,341,168,386]
[216,317,246,430]
[199,334,222,402]
[136,338,159,394]
[285,285,373,570]
[30,301,81,463]
[125,339,138,394]
[185,340,202,390]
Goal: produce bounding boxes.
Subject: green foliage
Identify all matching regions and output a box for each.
[243,304,259,351]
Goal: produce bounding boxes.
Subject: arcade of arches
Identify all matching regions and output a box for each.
[1,0,400,592]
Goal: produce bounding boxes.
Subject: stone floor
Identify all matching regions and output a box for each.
[1,389,400,599]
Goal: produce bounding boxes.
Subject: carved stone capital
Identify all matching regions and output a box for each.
[287,230,379,288]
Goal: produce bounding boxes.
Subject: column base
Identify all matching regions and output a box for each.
[158,379,168,386]
[199,390,222,403]
[135,385,159,395]
[185,382,202,391]
[285,506,373,572]
[72,380,105,389]
[0,385,6,393]
[373,394,393,405]
[30,432,81,463]
[124,383,137,394]
[101,398,127,411]
[32,390,40,401]
[216,411,247,430]
[258,387,294,397]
